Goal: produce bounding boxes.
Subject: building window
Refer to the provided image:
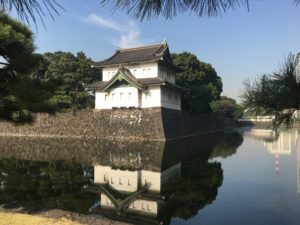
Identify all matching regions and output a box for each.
[148,68,151,76]
[111,93,115,100]
[119,178,122,185]
[128,179,131,186]
[120,93,123,100]
[110,177,114,184]
[128,92,132,99]
[143,69,147,76]
[134,69,137,76]
[104,94,109,102]
[145,92,150,99]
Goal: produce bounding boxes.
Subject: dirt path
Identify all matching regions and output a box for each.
[0,208,130,225]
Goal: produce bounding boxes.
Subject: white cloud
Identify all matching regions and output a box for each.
[84,14,147,48]
[84,14,124,32]
[114,21,143,48]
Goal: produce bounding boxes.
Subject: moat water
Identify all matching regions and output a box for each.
[0,129,299,225]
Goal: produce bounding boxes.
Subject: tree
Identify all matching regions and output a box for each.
[0,11,46,122]
[32,51,99,111]
[209,131,243,158]
[0,11,38,82]
[0,158,95,212]
[101,0,300,20]
[241,53,300,127]
[172,52,222,112]
[210,96,243,120]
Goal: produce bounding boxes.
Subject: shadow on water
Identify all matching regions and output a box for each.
[0,131,243,224]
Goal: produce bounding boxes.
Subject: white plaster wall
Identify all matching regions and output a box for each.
[95,92,110,109]
[140,164,180,192]
[100,193,114,208]
[140,170,161,192]
[109,169,139,192]
[95,87,139,109]
[128,199,158,216]
[102,67,118,81]
[94,165,112,184]
[102,63,158,81]
[95,166,139,192]
[161,88,181,111]
[101,194,158,216]
[141,87,161,108]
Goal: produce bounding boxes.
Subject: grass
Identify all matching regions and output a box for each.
[0,211,83,225]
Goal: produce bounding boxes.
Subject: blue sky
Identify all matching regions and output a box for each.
[13,0,300,101]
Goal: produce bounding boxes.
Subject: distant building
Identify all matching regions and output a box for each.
[86,43,186,110]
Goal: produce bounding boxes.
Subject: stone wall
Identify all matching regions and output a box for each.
[0,108,228,141]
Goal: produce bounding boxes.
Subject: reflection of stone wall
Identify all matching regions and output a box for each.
[0,136,166,171]
[0,108,227,141]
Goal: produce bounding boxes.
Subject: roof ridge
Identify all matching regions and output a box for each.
[118,43,166,52]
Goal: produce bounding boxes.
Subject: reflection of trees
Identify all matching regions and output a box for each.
[164,131,243,219]
[210,131,243,159]
[0,158,94,213]
[172,161,223,219]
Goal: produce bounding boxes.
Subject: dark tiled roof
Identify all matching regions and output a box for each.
[138,78,165,85]
[85,77,187,93]
[94,43,171,67]
[84,81,106,90]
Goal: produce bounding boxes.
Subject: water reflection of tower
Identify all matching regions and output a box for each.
[84,136,229,225]
[265,132,292,175]
[85,142,183,225]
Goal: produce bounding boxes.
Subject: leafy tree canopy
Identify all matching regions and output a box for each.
[32,51,100,111]
[0,11,38,82]
[0,11,44,122]
[241,53,300,127]
[0,12,99,122]
[172,52,222,112]
[210,96,243,120]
